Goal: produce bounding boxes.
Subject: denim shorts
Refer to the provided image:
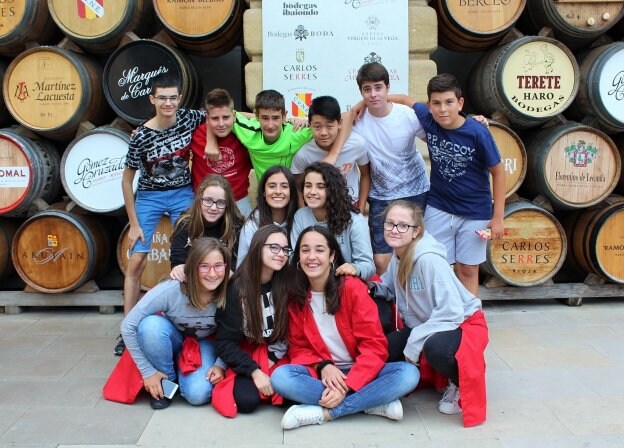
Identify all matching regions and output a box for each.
[132,185,194,254]
[368,191,428,254]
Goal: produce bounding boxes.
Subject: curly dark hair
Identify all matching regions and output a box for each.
[302,162,358,235]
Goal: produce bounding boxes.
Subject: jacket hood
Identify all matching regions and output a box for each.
[413,231,448,262]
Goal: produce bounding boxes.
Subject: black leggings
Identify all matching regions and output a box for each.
[386,327,462,385]
[233,375,261,413]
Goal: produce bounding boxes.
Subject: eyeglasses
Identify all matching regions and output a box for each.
[201,197,227,209]
[264,244,293,256]
[198,263,227,273]
[383,221,418,233]
[154,95,180,103]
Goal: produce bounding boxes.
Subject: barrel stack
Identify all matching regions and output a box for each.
[0,0,247,298]
[0,1,623,302]
[433,0,624,287]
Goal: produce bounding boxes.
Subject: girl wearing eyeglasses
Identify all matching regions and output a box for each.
[237,165,299,266]
[120,238,230,410]
[290,162,375,280]
[371,200,488,427]
[170,174,244,281]
[213,224,291,416]
[270,225,419,429]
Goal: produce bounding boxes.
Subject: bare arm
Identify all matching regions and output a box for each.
[488,162,506,239]
[321,110,353,166]
[357,163,371,215]
[387,94,417,107]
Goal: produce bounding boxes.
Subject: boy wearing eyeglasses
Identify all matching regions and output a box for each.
[119,73,208,356]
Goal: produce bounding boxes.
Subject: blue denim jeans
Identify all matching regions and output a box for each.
[271,362,419,420]
[137,314,217,405]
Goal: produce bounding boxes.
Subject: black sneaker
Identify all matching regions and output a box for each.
[113,334,125,356]
[150,396,172,410]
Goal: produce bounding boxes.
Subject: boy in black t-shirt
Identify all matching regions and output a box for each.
[116,74,206,355]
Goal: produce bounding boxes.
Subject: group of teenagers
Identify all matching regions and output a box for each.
[108,61,507,429]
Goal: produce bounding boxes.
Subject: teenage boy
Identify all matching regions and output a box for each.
[204,89,347,181]
[118,74,207,355]
[291,95,371,214]
[390,73,505,296]
[189,88,253,216]
[351,62,430,275]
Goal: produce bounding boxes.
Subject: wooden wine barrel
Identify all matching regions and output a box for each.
[488,120,527,198]
[117,216,172,291]
[0,129,61,217]
[47,0,158,55]
[482,200,567,286]
[103,39,201,126]
[61,127,138,215]
[0,217,18,280]
[567,42,624,134]
[0,0,61,57]
[468,36,579,129]
[433,0,526,52]
[614,134,624,195]
[11,209,110,293]
[0,58,13,126]
[566,201,624,283]
[520,0,624,49]
[153,0,243,56]
[2,47,111,141]
[522,122,621,210]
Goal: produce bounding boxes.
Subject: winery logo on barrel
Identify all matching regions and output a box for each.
[608,70,624,101]
[74,156,126,189]
[118,66,169,101]
[523,45,554,74]
[77,0,104,19]
[564,140,597,168]
[14,81,29,102]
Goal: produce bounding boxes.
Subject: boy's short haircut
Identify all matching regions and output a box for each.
[150,73,181,95]
[427,73,463,100]
[204,88,234,110]
[308,95,341,122]
[254,89,286,114]
[356,62,389,90]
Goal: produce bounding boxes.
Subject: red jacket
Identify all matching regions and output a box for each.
[287,276,388,392]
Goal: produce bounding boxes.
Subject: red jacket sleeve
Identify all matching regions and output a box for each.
[287,301,327,367]
[338,277,388,391]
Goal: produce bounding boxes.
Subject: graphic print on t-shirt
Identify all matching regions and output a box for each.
[261,290,276,338]
[206,146,236,173]
[172,313,217,338]
[145,146,191,182]
[427,133,477,183]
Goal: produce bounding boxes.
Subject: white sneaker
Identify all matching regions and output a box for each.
[281,404,326,429]
[438,382,461,415]
[364,399,404,421]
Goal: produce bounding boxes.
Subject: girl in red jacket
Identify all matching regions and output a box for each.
[271,225,419,429]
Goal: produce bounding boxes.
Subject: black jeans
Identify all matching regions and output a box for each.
[386,327,462,385]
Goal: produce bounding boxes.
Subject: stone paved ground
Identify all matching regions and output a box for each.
[1,298,624,448]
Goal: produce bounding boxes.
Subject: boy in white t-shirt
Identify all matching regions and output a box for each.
[291,96,370,214]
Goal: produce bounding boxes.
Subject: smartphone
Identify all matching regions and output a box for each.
[161,378,179,399]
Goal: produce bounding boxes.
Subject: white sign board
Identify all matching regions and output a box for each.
[263,0,409,117]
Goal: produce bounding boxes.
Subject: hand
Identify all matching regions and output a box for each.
[488,216,505,240]
[334,262,358,277]
[169,264,187,282]
[319,386,346,408]
[320,363,348,394]
[288,117,308,131]
[128,225,145,251]
[251,369,273,396]
[206,365,225,385]
[472,115,490,128]
[143,371,168,400]
[350,101,366,121]
[204,146,221,162]
[405,356,420,367]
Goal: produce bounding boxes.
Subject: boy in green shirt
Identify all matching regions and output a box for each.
[205,90,347,180]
